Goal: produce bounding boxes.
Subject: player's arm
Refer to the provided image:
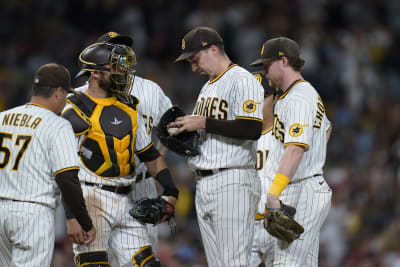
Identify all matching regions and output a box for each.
[136,145,179,205]
[136,115,179,204]
[169,74,263,140]
[168,116,262,140]
[56,169,96,245]
[266,98,313,209]
[266,145,305,209]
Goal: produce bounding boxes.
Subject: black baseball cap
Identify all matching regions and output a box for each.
[34,63,76,93]
[175,27,223,62]
[252,72,280,95]
[249,37,301,66]
[97,31,133,47]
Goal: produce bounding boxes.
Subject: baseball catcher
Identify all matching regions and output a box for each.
[154,106,200,157]
[264,201,304,243]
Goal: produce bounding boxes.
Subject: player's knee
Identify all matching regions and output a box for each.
[132,245,161,267]
[75,251,111,267]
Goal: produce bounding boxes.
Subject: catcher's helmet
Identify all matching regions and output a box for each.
[77,42,137,102]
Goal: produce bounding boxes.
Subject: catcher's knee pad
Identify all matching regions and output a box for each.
[132,245,160,267]
[75,251,111,267]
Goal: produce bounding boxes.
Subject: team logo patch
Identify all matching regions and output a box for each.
[261,44,265,55]
[243,100,261,113]
[111,117,123,125]
[202,41,208,46]
[253,73,262,83]
[279,51,285,56]
[289,123,308,137]
[182,39,186,50]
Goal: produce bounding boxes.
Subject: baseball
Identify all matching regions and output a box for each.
[167,127,180,136]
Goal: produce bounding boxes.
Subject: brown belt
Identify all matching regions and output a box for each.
[195,168,229,177]
[84,182,132,194]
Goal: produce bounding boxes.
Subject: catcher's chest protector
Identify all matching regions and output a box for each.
[63,93,139,178]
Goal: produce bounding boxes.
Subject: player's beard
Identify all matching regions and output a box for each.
[98,74,115,96]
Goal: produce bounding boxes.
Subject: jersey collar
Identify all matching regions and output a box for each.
[208,63,237,84]
[279,79,305,99]
[26,102,52,111]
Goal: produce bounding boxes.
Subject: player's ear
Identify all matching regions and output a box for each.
[54,87,63,99]
[281,56,290,66]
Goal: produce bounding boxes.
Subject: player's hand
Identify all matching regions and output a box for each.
[84,226,96,245]
[264,193,281,229]
[167,115,206,135]
[66,218,86,245]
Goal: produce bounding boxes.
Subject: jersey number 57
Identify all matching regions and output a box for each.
[0,132,32,171]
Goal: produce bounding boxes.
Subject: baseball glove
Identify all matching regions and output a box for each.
[129,197,175,225]
[154,106,200,157]
[264,201,304,243]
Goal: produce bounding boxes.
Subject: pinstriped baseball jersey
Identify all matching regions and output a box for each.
[0,103,79,209]
[63,86,153,187]
[130,76,172,253]
[255,128,277,214]
[267,80,331,181]
[130,76,173,175]
[189,64,264,169]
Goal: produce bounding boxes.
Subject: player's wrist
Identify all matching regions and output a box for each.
[268,173,290,196]
[155,168,179,199]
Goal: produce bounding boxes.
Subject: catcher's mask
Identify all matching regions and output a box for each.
[78,42,137,102]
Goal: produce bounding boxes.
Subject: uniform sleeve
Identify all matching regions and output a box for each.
[50,120,80,176]
[155,86,173,125]
[232,74,264,122]
[325,116,332,132]
[134,112,154,153]
[282,98,314,151]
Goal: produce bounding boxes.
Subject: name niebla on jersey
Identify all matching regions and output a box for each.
[2,113,42,129]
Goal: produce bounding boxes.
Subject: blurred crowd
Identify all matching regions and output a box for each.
[1,0,399,266]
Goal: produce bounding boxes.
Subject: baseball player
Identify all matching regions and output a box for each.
[172,27,264,267]
[61,41,178,267]
[251,73,280,267]
[0,63,95,267]
[71,32,174,257]
[249,37,332,266]
[97,33,173,254]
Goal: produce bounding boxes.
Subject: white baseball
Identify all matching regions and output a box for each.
[167,127,180,136]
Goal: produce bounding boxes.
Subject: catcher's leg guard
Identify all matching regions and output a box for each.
[131,245,161,267]
[75,251,111,267]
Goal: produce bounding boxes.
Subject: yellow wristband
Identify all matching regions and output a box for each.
[268,173,290,196]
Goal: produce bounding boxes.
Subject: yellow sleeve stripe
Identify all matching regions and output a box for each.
[236,116,263,123]
[262,127,272,135]
[284,142,309,150]
[54,166,80,176]
[136,142,154,155]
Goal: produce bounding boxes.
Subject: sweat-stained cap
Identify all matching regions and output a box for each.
[97,31,133,47]
[252,72,282,96]
[175,27,223,62]
[34,63,76,93]
[249,37,301,66]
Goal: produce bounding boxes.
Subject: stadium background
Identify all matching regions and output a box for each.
[1,0,399,266]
